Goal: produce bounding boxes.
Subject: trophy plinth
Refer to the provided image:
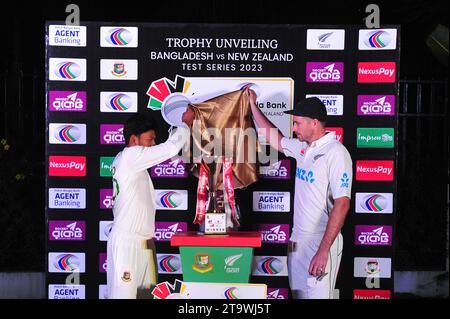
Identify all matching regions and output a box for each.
[204,159,227,235]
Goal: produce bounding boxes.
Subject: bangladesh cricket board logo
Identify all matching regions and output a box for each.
[192,253,213,273]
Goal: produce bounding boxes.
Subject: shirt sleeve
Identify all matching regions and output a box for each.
[328,145,353,200]
[280,137,303,158]
[128,124,190,172]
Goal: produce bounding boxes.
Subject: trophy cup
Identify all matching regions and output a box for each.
[204,158,227,235]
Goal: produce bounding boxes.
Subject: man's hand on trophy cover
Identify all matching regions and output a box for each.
[182,106,195,127]
[247,88,257,109]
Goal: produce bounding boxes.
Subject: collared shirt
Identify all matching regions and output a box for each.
[281,132,352,239]
[111,125,189,239]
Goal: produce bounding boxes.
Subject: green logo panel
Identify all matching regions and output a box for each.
[100,157,114,177]
[357,128,394,148]
[179,246,253,283]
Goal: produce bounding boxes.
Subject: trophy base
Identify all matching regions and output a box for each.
[204,213,227,235]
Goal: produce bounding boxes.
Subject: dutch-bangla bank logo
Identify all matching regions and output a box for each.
[357,62,396,83]
[357,95,395,116]
[49,91,86,112]
[358,29,397,50]
[355,225,392,246]
[100,27,138,47]
[48,188,86,209]
[100,92,138,113]
[356,160,394,181]
[49,58,86,81]
[155,190,188,210]
[306,62,344,83]
[154,222,188,242]
[157,254,182,274]
[252,256,288,276]
[48,253,85,272]
[355,193,393,214]
[48,156,86,176]
[49,124,86,144]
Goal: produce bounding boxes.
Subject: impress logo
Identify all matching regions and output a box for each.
[48,156,86,176]
[154,222,188,242]
[48,25,87,47]
[49,123,86,144]
[100,157,115,177]
[325,127,343,143]
[49,221,86,241]
[49,91,86,112]
[100,27,138,47]
[257,224,290,244]
[306,94,343,115]
[150,158,187,178]
[357,62,396,83]
[355,193,393,214]
[306,62,344,83]
[353,290,391,299]
[355,225,392,246]
[356,160,394,181]
[100,124,125,144]
[259,160,290,180]
[357,128,394,148]
[48,285,86,299]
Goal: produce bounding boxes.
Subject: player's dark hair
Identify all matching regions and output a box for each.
[124,113,158,145]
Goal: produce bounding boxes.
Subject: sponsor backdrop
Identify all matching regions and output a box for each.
[45,23,399,299]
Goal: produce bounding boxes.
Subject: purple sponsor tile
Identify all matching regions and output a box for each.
[306,62,344,83]
[357,95,395,116]
[99,189,113,209]
[49,220,86,241]
[100,124,125,145]
[355,225,392,246]
[99,253,107,273]
[267,288,289,299]
[49,91,86,112]
[150,158,187,178]
[259,160,290,180]
[154,222,188,242]
[257,224,290,244]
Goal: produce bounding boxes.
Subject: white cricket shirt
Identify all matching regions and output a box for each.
[281,132,352,239]
[111,125,189,239]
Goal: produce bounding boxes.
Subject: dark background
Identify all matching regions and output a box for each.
[1,0,448,284]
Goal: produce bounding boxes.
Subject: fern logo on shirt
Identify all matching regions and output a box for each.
[340,172,350,188]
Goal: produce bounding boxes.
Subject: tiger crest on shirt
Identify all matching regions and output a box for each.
[121,271,132,282]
